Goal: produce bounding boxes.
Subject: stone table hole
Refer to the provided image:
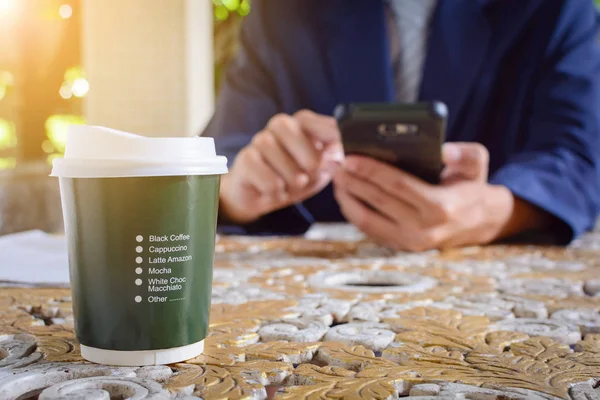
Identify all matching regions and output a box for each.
[345,281,401,287]
[308,270,438,293]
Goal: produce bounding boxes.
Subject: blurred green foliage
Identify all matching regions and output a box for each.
[0,118,17,170]
[0,119,17,152]
[45,114,85,156]
[213,0,251,21]
[213,0,250,94]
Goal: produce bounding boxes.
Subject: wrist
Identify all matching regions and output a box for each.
[219,197,257,226]
[482,184,552,241]
[219,181,259,226]
[481,184,515,241]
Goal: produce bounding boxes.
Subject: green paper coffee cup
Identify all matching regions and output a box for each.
[51,125,227,366]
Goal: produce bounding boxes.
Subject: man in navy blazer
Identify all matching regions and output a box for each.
[204,0,600,250]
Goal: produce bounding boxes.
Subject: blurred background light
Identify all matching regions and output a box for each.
[45,114,85,156]
[0,70,14,101]
[0,119,17,150]
[0,118,17,170]
[71,77,89,98]
[59,83,72,99]
[0,71,14,86]
[58,4,72,19]
[0,158,16,170]
[0,0,15,18]
[1,0,257,166]
[41,140,55,154]
[59,66,88,99]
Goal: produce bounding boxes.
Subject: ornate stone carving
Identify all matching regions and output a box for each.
[569,379,600,400]
[509,336,571,361]
[318,298,355,323]
[278,364,409,399]
[211,285,287,305]
[135,366,174,383]
[498,278,585,298]
[506,255,587,273]
[315,342,397,371]
[285,304,334,326]
[38,376,172,399]
[259,319,328,343]
[484,331,529,352]
[0,333,42,371]
[0,363,139,399]
[382,340,600,398]
[324,322,396,352]
[260,238,366,259]
[209,300,299,328]
[344,300,387,322]
[407,382,561,399]
[385,307,490,352]
[441,296,515,321]
[500,294,549,319]
[4,229,600,399]
[539,295,600,315]
[165,364,265,399]
[243,342,321,364]
[226,360,293,386]
[185,337,246,367]
[575,334,600,353]
[492,318,582,345]
[36,335,82,362]
[288,294,357,323]
[443,260,515,279]
[377,300,436,319]
[551,309,600,336]
[585,278,600,296]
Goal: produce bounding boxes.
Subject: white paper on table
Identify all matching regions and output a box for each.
[304,223,365,241]
[0,230,70,287]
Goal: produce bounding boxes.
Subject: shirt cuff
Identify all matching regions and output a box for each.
[490,163,590,245]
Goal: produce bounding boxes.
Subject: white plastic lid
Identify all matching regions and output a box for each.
[51,125,228,178]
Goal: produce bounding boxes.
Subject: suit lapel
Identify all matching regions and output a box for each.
[420,0,492,137]
[318,0,394,106]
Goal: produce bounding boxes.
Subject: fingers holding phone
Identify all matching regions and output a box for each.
[332,102,508,251]
[220,110,343,224]
[441,142,489,183]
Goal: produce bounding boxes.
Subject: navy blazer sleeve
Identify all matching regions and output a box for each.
[203,3,314,235]
[490,1,600,243]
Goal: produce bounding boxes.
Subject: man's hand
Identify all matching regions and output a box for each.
[220,110,343,224]
[333,142,549,251]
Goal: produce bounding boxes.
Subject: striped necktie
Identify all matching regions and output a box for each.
[385,0,438,103]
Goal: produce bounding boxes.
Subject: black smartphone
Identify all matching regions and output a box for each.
[334,102,447,184]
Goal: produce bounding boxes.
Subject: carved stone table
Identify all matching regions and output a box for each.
[2,230,600,399]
